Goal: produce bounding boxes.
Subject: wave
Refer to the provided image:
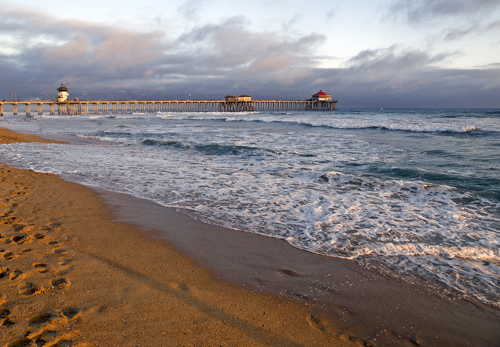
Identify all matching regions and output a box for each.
[153,113,495,134]
[2,138,500,307]
[140,138,279,156]
[31,110,499,135]
[141,139,186,149]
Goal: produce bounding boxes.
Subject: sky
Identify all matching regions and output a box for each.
[1,0,499,108]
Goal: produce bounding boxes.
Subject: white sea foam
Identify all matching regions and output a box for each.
[1,109,499,305]
[155,111,497,133]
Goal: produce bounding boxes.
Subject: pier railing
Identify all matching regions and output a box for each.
[0,99,338,117]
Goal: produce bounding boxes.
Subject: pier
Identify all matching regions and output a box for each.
[0,99,338,117]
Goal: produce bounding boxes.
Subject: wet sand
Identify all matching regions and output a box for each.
[0,127,66,145]
[1,126,499,346]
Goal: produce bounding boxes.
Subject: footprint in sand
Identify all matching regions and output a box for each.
[33,262,48,273]
[12,224,27,232]
[17,309,83,346]
[11,190,27,196]
[28,312,53,326]
[51,277,69,289]
[11,234,34,244]
[1,317,14,327]
[28,308,81,327]
[18,281,44,295]
[11,234,28,244]
[29,330,58,346]
[0,308,9,319]
[21,332,81,347]
[9,269,23,280]
[53,248,67,255]
[3,251,18,260]
[0,265,9,278]
[0,216,17,225]
[4,337,32,347]
[0,309,14,327]
[62,308,80,320]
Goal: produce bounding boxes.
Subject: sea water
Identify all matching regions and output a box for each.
[1,108,499,306]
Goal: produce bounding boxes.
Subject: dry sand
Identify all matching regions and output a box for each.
[1,126,499,346]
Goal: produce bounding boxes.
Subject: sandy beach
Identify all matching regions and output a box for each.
[1,126,499,347]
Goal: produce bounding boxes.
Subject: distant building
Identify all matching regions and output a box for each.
[224,95,237,101]
[238,95,252,101]
[57,84,69,102]
[311,90,331,101]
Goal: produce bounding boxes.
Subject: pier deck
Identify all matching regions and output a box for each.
[0,99,338,116]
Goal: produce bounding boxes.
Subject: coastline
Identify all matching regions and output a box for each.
[1,126,499,346]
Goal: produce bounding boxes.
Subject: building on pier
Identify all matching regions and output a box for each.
[224,95,237,101]
[311,90,331,101]
[57,84,69,102]
[238,95,252,101]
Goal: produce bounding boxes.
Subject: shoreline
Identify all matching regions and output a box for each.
[1,126,499,346]
[96,188,500,346]
[0,164,349,347]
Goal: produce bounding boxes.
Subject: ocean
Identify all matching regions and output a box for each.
[1,108,499,307]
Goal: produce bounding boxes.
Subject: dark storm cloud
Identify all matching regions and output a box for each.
[331,46,500,108]
[0,8,499,107]
[0,8,168,96]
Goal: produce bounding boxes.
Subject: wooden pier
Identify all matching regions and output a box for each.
[0,99,338,117]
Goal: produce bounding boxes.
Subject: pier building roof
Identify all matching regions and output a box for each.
[312,90,330,98]
[311,90,332,101]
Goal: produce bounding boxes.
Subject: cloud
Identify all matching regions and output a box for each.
[444,18,500,41]
[385,0,500,50]
[0,9,166,75]
[177,0,204,22]
[0,8,499,107]
[282,14,302,33]
[325,8,337,24]
[345,46,454,72]
[170,16,325,77]
[333,46,500,107]
[388,0,500,23]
